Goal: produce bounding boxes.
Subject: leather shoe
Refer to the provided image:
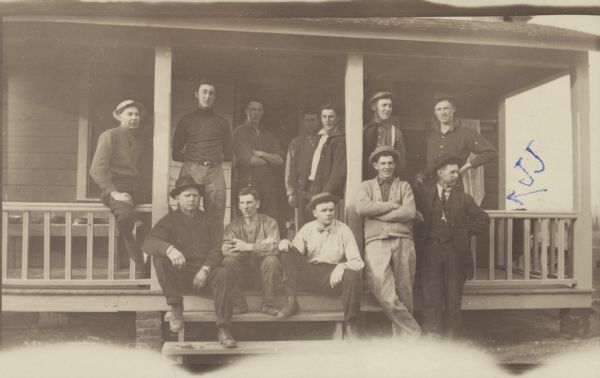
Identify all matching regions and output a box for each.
[233,304,249,315]
[261,305,280,317]
[345,321,360,340]
[217,326,237,348]
[169,304,184,333]
[277,300,299,318]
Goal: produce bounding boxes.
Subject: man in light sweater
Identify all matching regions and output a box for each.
[356,145,421,337]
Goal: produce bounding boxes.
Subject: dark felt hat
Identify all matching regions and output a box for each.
[169,175,204,199]
[368,91,393,106]
[431,153,463,174]
[112,99,147,121]
[308,192,340,210]
[368,145,402,165]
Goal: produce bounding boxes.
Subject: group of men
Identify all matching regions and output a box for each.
[90,79,497,348]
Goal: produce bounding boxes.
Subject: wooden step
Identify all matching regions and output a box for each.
[162,340,345,359]
[165,311,345,322]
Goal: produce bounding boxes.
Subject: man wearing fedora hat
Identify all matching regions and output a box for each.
[172,79,232,224]
[90,99,151,276]
[143,175,236,348]
[415,94,497,187]
[415,153,489,337]
[356,145,421,337]
[277,193,363,338]
[363,91,407,180]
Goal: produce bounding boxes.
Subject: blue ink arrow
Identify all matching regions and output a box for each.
[506,188,548,206]
[525,140,545,173]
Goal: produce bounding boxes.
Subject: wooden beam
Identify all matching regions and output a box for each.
[497,100,506,210]
[152,44,173,290]
[344,53,363,250]
[570,53,593,290]
[76,67,91,201]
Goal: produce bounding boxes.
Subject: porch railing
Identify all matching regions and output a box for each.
[470,211,577,286]
[2,202,153,287]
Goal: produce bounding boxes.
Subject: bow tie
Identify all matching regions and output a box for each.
[317,226,331,233]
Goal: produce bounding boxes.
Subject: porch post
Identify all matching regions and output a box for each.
[570,53,592,292]
[151,45,172,290]
[344,53,364,249]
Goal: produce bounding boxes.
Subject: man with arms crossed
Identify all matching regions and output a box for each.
[356,145,421,337]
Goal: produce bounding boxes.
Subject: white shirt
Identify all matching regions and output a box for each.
[308,129,329,181]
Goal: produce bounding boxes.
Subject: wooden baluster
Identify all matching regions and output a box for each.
[506,218,513,280]
[21,211,29,280]
[43,211,51,280]
[2,211,8,280]
[108,213,116,280]
[523,219,531,280]
[497,218,505,268]
[65,212,72,280]
[549,219,557,276]
[533,219,540,273]
[557,219,565,280]
[488,218,495,280]
[540,218,549,280]
[86,211,94,280]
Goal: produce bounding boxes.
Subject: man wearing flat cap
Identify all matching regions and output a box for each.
[364,91,407,180]
[415,94,497,188]
[143,175,236,348]
[277,193,363,338]
[90,99,151,276]
[415,153,490,337]
[356,145,421,337]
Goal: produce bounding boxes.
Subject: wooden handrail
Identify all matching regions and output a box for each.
[2,202,152,212]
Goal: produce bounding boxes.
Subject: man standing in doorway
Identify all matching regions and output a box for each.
[356,145,421,337]
[172,79,232,224]
[363,91,407,180]
[415,154,489,337]
[232,100,284,221]
[285,108,320,228]
[415,94,497,186]
[90,99,151,277]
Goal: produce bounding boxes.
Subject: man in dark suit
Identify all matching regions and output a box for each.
[415,154,490,337]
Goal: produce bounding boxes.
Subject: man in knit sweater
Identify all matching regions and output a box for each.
[356,145,421,337]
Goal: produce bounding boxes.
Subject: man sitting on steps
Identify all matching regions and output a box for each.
[277,193,364,339]
[143,176,236,348]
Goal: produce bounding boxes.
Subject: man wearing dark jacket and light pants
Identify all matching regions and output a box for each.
[143,176,236,348]
[415,154,490,338]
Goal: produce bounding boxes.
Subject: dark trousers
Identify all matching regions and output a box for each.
[102,191,144,264]
[154,256,233,328]
[280,250,362,322]
[221,255,283,307]
[421,241,466,336]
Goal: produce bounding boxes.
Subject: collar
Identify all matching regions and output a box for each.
[316,219,336,233]
[436,184,452,197]
[178,208,200,219]
[195,107,214,116]
[377,176,395,185]
[318,128,329,136]
[433,119,459,134]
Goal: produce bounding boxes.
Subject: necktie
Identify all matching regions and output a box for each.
[441,189,447,207]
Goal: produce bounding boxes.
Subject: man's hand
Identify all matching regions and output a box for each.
[278,239,292,252]
[459,161,472,174]
[415,210,424,223]
[193,269,209,289]
[414,173,426,187]
[288,194,298,208]
[229,239,251,253]
[390,201,401,210]
[253,150,264,158]
[167,247,186,270]
[329,264,345,288]
[110,191,133,205]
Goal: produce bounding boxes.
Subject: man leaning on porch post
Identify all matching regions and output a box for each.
[90,99,151,278]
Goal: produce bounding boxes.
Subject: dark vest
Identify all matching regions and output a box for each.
[429,192,453,240]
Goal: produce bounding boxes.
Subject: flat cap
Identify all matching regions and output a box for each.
[368,91,393,106]
[308,192,340,210]
[368,145,401,165]
[432,92,458,109]
[112,99,147,121]
[431,153,463,174]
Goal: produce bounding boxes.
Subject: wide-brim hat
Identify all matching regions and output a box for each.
[112,99,147,121]
[431,153,463,174]
[368,91,393,106]
[369,145,402,165]
[169,175,204,199]
[308,192,340,210]
[432,92,458,109]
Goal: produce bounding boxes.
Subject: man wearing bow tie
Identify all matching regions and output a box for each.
[415,154,490,338]
[356,145,421,337]
[277,193,363,338]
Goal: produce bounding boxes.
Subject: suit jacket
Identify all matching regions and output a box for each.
[415,183,490,278]
[308,126,346,198]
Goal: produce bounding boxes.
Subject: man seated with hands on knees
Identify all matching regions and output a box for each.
[143,176,236,348]
[277,193,364,338]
